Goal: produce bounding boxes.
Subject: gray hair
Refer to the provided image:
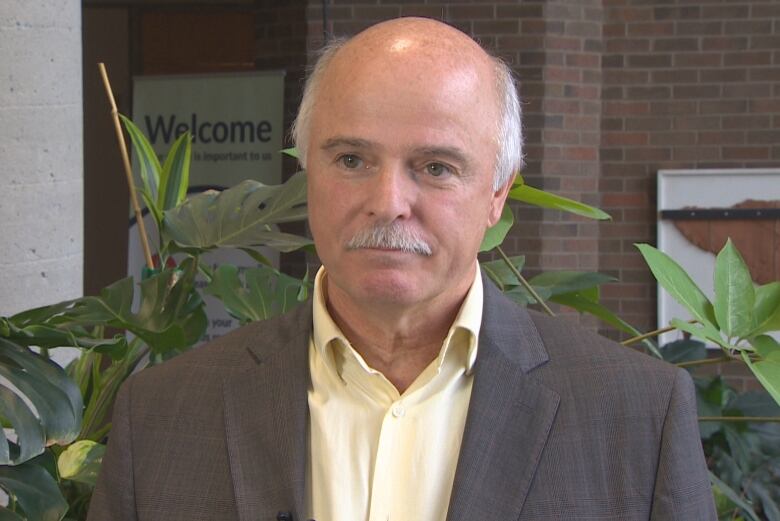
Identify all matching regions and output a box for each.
[291,37,524,191]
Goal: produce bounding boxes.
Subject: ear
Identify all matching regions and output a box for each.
[487,172,516,227]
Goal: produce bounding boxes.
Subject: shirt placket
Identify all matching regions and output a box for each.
[367,397,407,521]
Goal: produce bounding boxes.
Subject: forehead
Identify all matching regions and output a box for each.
[310,39,501,159]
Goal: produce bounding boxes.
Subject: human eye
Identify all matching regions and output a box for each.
[424,162,453,178]
[336,154,364,170]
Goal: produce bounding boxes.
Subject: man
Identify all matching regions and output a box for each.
[89,18,716,521]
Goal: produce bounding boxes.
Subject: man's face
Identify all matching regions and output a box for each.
[306,41,510,311]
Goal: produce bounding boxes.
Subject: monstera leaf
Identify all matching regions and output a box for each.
[0,339,82,465]
[59,258,206,354]
[205,265,309,324]
[162,171,312,254]
[0,457,68,521]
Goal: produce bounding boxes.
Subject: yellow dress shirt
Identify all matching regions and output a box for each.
[307,264,483,521]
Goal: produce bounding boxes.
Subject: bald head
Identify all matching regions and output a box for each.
[292,17,523,189]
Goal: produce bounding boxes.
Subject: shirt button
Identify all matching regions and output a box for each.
[391,403,405,418]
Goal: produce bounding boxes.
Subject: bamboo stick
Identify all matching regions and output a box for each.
[97,63,155,270]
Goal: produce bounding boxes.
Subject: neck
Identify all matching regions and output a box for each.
[324,273,474,393]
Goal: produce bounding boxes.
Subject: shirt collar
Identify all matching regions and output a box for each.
[311,264,483,377]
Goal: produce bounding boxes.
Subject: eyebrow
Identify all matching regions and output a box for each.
[320,137,376,151]
[412,146,471,168]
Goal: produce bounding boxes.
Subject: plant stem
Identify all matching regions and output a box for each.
[676,356,736,368]
[496,246,555,317]
[98,63,155,271]
[699,416,780,422]
[621,319,698,346]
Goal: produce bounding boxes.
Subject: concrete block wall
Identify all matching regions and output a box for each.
[0,0,83,316]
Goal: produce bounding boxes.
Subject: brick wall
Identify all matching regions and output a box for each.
[256,2,780,385]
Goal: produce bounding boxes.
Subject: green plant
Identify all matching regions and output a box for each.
[0,118,311,519]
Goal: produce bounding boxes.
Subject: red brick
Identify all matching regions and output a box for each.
[544,99,581,114]
[603,131,649,146]
[700,69,747,82]
[604,69,649,84]
[544,129,581,145]
[650,131,697,146]
[564,84,599,99]
[722,84,771,98]
[724,20,773,35]
[546,36,582,51]
[627,22,674,37]
[562,147,599,161]
[650,100,697,115]
[699,130,745,145]
[702,36,748,51]
[604,101,651,116]
[723,146,770,160]
[725,51,771,66]
[750,67,780,82]
[751,35,780,50]
[723,115,772,130]
[672,146,720,162]
[352,5,400,19]
[496,4,543,18]
[653,38,699,52]
[702,5,749,19]
[750,99,780,112]
[446,5,494,20]
[567,22,601,39]
[606,38,650,53]
[608,7,653,22]
[653,6,701,20]
[700,100,748,113]
[624,147,671,161]
[673,52,722,67]
[567,115,600,131]
[674,85,720,99]
[625,117,672,131]
[566,53,600,68]
[399,5,444,18]
[651,69,698,83]
[747,130,780,145]
[673,116,720,131]
[601,147,624,161]
[676,21,723,36]
[627,54,672,68]
[473,20,518,35]
[627,86,671,99]
[604,22,626,38]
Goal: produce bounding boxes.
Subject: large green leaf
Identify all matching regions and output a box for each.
[61,259,206,354]
[752,282,780,336]
[163,171,312,254]
[659,338,707,364]
[748,335,780,408]
[710,471,761,521]
[509,183,610,220]
[0,339,82,463]
[636,243,717,327]
[670,318,729,349]
[158,132,191,211]
[479,205,513,252]
[714,239,756,339]
[205,265,308,324]
[2,321,127,360]
[119,114,161,204]
[57,440,105,487]
[550,291,662,358]
[529,271,615,298]
[480,256,526,291]
[0,461,68,521]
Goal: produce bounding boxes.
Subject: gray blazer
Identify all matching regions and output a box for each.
[88,279,716,520]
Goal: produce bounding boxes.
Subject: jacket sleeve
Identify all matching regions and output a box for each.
[87,379,138,521]
[649,368,717,520]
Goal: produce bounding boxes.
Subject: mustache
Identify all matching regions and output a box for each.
[346,222,433,256]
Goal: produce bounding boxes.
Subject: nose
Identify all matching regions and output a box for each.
[364,163,415,223]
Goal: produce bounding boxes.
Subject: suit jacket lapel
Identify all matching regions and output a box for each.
[222,303,313,521]
[447,280,560,521]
